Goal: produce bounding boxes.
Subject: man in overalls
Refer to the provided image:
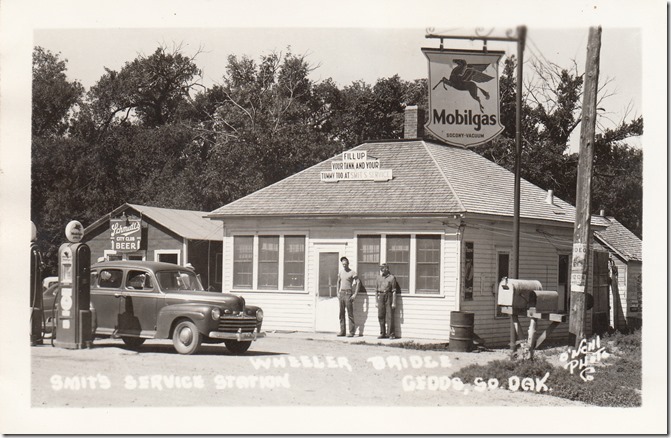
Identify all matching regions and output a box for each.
[336,256,359,337]
[376,263,401,339]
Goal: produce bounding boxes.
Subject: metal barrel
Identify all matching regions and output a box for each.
[448,311,475,352]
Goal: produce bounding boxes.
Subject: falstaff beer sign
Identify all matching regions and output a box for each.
[423,48,505,147]
[110,215,142,252]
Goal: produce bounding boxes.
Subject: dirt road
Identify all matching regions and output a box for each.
[31,332,586,408]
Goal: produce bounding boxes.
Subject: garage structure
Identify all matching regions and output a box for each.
[206,110,613,346]
[83,203,223,291]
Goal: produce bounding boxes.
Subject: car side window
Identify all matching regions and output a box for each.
[126,270,154,291]
[98,269,123,288]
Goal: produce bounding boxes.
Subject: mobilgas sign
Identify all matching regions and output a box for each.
[110,216,142,252]
[423,48,504,147]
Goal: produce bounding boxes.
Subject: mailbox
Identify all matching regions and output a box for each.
[498,278,560,313]
[497,278,542,310]
[528,290,560,313]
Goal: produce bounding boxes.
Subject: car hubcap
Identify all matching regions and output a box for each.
[178,326,193,345]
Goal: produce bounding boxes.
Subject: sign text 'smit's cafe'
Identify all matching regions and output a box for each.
[423,48,504,147]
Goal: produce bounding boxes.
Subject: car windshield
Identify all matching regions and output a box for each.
[155,270,204,292]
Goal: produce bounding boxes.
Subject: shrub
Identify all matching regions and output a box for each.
[451,354,641,407]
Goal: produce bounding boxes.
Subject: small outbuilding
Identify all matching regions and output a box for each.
[206,110,613,346]
[83,203,223,291]
[594,215,643,331]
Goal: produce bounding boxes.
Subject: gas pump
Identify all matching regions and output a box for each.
[30,222,44,346]
[54,221,93,349]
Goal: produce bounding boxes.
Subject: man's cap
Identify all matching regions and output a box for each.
[379,263,388,269]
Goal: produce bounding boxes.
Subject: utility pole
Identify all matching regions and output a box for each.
[569,26,602,347]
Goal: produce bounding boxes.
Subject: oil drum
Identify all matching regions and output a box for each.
[448,311,475,352]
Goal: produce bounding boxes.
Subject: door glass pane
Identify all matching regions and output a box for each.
[496,252,510,317]
[319,253,339,297]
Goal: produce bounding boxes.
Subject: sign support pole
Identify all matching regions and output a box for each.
[569,26,602,348]
[425,26,527,353]
[510,26,526,352]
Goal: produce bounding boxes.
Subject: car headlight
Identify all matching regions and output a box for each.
[256,309,263,321]
[211,308,221,320]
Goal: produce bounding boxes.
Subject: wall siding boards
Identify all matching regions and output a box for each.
[218,216,600,345]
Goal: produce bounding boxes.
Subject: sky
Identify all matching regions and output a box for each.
[0,0,668,433]
[33,26,642,150]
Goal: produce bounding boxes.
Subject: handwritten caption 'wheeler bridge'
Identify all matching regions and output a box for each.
[320,151,393,182]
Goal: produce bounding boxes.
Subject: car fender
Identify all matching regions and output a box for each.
[155,303,219,339]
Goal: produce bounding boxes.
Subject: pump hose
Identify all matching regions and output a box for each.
[30,282,46,343]
[50,287,60,347]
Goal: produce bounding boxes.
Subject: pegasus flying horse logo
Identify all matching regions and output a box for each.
[433,59,494,112]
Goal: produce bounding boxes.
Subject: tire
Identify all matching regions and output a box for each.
[172,320,202,355]
[224,340,252,354]
[122,336,146,349]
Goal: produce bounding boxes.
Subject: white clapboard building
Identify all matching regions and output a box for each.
[207,109,613,346]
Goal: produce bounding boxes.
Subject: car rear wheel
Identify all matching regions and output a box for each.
[224,340,252,354]
[172,320,201,355]
[122,336,145,349]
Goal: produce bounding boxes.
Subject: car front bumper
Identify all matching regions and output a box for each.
[208,330,266,341]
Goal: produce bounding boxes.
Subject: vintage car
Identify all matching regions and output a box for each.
[89,260,265,355]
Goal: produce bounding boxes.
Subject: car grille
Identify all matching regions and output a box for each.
[218,315,258,333]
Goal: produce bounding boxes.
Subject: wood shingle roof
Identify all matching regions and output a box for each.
[594,216,642,262]
[208,140,608,227]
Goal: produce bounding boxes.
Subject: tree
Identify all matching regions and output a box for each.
[474,55,643,237]
[32,47,84,137]
[86,45,202,131]
[198,50,341,208]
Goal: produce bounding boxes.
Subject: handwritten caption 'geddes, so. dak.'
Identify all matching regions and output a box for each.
[47,354,556,395]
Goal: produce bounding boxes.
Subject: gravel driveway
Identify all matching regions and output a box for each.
[31,331,586,408]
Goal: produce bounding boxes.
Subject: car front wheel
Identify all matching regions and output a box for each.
[172,320,202,355]
[224,340,252,354]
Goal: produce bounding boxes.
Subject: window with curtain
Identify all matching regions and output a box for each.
[258,236,279,289]
[416,235,441,294]
[357,235,381,292]
[386,235,410,292]
[233,236,253,288]
[283,236,305,290]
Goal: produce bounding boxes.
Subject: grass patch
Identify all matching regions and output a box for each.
[451,330,642,407]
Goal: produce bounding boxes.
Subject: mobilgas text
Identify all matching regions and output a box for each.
[432,109,497,132]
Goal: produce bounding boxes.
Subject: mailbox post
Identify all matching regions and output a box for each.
[498,278,566,357]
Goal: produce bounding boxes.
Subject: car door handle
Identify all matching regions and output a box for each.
[114,292,128,298]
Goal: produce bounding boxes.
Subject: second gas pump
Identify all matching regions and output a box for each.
[54,220,93,349]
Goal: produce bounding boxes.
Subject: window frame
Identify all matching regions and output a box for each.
[355,233,444,296]
[232,236,254,289]
[154,249,181,265]
[283,236,307,290]
[230,232,309,293]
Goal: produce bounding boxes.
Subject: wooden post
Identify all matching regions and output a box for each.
[510,25,526,352]
[569,27,602,347]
